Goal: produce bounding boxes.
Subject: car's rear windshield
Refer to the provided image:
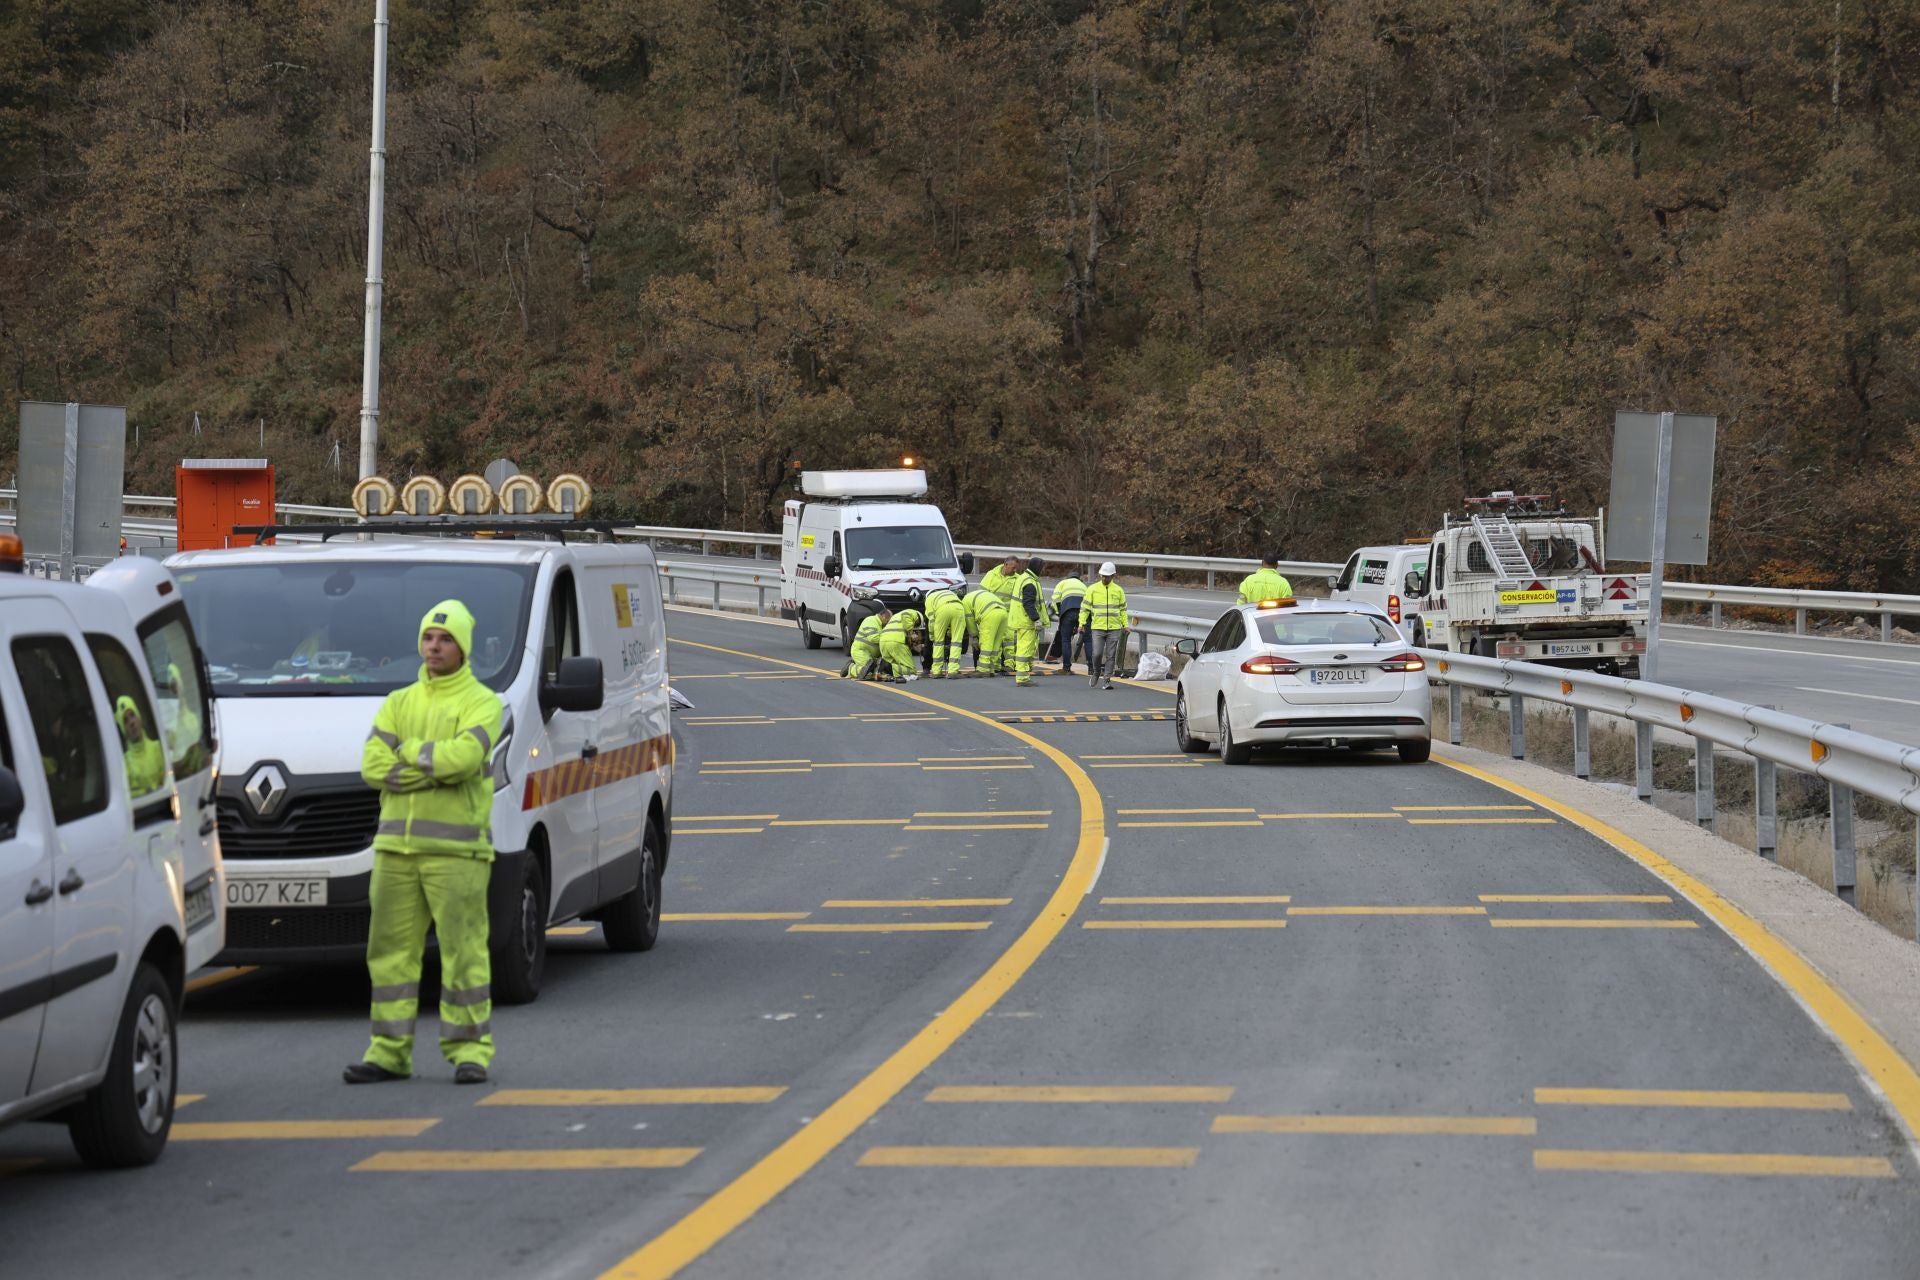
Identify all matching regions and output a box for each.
[175,561,536,696]
[844,525,957,571]
[1255,612,1398,646]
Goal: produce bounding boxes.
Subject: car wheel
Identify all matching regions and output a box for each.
[1398,737,1433,764]
[1220,698,1252,765]
[68,961,175,1168]
[491,855,549,1005]
[1174,689,1208,753]
[798,607,822,650]
[603,819,664,953]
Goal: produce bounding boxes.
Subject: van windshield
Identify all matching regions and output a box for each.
[844,525,956,571]
[175,561,536,697]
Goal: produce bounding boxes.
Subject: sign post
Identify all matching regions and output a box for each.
[18,400,126,578]
[1609,410,1718,683]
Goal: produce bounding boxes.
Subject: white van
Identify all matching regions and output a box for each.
[780,469,974,649]
[1327,544,1430,631]
[1,558,194,1166]
[168,534,673,1003]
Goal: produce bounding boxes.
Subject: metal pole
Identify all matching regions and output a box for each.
[1572,706,1590,779]
[1447,684,1462,746]
[1508,694,1525,760]
[58,402,79,581]
[1694,740,1715,832]
[1830,723,1856,906]
[1635,722,1654,801]
[357,0,390,481]
[1641,410,1675,682]
[1754,706,1777,860]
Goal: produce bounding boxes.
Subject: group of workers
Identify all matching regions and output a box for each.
[839,553,1293,690]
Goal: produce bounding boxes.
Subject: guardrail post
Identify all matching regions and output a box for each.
[1447,684,1462,746]
[756,584,767,615]
[666,575,678,605]
[711,579,722,611]
[1795,607,1807,635]
[1508,693,1525,760]
[1830,723,1856,906]
[1144,564,1155,587]
[1884,613,1894,643]
[1634,723,1654,802]
[1694,741,1716,832]
[1572,707,1591,780]
[1206,569,1215,590]
[1914,823,1920,943]
[1710,602,1722,629]
[1754,758,1777,861]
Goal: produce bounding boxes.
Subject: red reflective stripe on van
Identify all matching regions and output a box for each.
[521,733,671,811]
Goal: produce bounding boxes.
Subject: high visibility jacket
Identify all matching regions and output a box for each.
[882,609,924,641]
[1083,581,1129,630]
[1009,570,1049,627]
[115,695,167,799]
[1052,577,1088,608]
[851,613,885,648]
[361,662,505,860]
[1237,567,1294,604]
[924,588,963,616]
[981,565,1017,602]
[965,588,1006,621]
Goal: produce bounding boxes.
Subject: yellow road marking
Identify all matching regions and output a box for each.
[787,922,991,933]
[176,1093,206,1108]
[664,912,811,922]
[610,637,1108,1280]
[913,811,1053,818]
[1102,896,1292,905]
[0,1158,43,1176]
[1533,1149,1895,1177]
[1288,906,1486,916]
[812,761,920,769]
[1489,919,1698,930]
[700,769,809,776]
[927,1086,1234,1104]
[1214,1115,1536,1136]
[857,1145,1198,1169]
[679,815,780,822]
[1087,762,1204,768]
[1258,812,1401,820]
[482,1089,785,1107]
[1535,1088,1852,1111]
[1407,818,1558,826]
[1117,808,1256,815]
[355,1149,703,1172]
[705,759,811,765]
[1480,894,1672,904]
[174,1119,440,1140]
[768,819,910,827]
[822,899,1013,909]
[673,828,768,835]
[1117,820,1263,828]
[1083,919,1288,930]
[1081,754,1188,760]
[1440,755,1920,1146]
[548,925,596,936]
[920,756,1026,763]
[185,966,258,995]
[920,764,1034,771]
[902,823,1050,831]
[1394,805,1537,812]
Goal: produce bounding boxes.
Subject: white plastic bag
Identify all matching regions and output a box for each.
[1134,651,1171,681]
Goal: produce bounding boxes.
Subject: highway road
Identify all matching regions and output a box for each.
[3,606,1916,1277]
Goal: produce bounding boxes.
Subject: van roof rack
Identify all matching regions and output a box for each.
[233,516,624,545]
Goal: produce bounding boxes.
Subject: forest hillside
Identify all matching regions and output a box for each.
[3,0,1919,587]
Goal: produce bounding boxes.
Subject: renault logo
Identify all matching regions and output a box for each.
[244,765,288,818]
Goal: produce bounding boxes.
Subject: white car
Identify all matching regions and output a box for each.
[1173,599,1432,764]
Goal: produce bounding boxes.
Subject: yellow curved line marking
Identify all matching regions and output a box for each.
[606,638,1106,1280]
[1438,756,1920,1144]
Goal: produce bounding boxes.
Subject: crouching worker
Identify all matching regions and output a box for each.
[844,607,891,679]
[878,608,925,681]
[348,600,505,1086]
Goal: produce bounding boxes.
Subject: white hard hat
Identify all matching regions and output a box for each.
[1099,561,1117,577]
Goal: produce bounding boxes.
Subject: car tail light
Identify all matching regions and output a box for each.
[1387,594,1401,623]
[1495,642,1527,658]
[1377,652,1426,672]
[1619,638,1647,654]
[1241,656,1300,675]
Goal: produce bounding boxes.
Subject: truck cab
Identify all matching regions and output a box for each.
[1327,544,1429,628]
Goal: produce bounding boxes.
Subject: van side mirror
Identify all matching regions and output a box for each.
[1325,575,1341,591]
[1404,570,1426,596]
[822,555,842,579]
[0,765,23,840]
[1173,639,1199,658]
[541,657,604,716]
[958,552,976,574]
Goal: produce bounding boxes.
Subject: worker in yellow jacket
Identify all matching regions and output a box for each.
[1006,555,1051,687]
[877,608,925,680]
[844,608,890,679]
[349,600,506,1086]
[1082,562,1130,690]
[923,587,970,677]
[964,587,1007,675]
[1238,555,1293,604]
[114,696,168,800]
[979,558,1019,673]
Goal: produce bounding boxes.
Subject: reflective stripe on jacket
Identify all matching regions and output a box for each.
[1083,581,1129,630]
[1010,570,1049,627]
[361,663,505,860]
[980,565,1017,601]
[965,589,1006,620]
[1237,568,1293,604]
[924,588,963,616]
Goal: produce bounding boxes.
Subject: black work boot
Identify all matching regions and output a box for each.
[343,1061,406,1084]
[454,1063,489,1085]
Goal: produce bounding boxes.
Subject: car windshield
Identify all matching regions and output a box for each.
[844,525,956,571]
[175,561,536,696]
[1255,612,1397,647]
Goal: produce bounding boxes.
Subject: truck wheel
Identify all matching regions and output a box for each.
[1410,621,1427,648]
[1220,699,1252,765]
[798,607,822,650]
[68,962,175,1168]
[491,856,548,1006]
[603,820,664,953]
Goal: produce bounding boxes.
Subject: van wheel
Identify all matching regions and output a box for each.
[1398,738,1433,764]
[839,613,854,651]
[1220,699,1252,765]
[68,962,175,1168]
[492,856,548,1006]
[798,608,822,650]
[603,820,664,953]
[1174,690,1207,753]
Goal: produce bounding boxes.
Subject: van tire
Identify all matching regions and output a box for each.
[68,962,175,1168]
[798,608,822,650]
[1220,699,1252,765]
[603,820,664,953]
[492,856,548,1006]
[839,613,854,651]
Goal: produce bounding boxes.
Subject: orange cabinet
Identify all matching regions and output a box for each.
[176,459,275,550]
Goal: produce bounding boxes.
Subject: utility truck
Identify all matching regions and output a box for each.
[1369,493,1649,676]
[781,469,972,650]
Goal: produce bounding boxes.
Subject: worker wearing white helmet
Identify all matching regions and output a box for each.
[1080,562,1128,690]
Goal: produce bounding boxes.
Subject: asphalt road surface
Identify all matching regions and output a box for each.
[3,606,1916,1279]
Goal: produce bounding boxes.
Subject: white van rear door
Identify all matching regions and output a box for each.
[0,611,55,1103]
[573,562,662,886]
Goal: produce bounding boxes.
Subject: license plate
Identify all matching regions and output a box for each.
[184,884,216,933]
[1547,643,1595,656]
[1309,668,1368,684]
[226,877,328,907]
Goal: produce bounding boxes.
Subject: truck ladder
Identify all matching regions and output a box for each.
[1471,514,1536,580]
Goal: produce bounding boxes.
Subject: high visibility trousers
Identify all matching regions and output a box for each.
[930,603,970,675]
[974,609,1007,672]
[1089,628,1127,682]
[878,635,916,678]
[846,640,878,679]
[365,851,494,1073]
[1009,619,1040,684]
